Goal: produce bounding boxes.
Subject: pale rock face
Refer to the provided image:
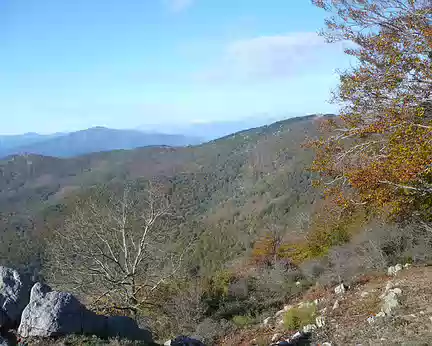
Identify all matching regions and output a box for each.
[395,263,403,272]
[291,331,302,339]
[316,316,325,328]
[263,317,272,326]
[334,284,346,295]
[332,300,340,310]
[302,324,317,333]
[18,282,152,343]
[18,283,105,338]
[0,266,31,326]
[387,264,403,276]
[271,333,281,342]
[381,288,402,315]
[385,281,395,292]
[392,288,402,295]
[376,311,386,318]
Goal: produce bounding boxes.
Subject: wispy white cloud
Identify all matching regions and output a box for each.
[196,32,345,83]
[164,0,195,13]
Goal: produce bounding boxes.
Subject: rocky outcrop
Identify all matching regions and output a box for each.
[0,267,31,327]
[18,283,152,343]
[387,264,403,276]
[367,282,403,323]
[380,287,402,315]
[334,283,347,295]
[18,283,105,338]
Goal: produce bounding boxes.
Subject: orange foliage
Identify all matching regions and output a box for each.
[309,0,432,220]
[251,234,278,266]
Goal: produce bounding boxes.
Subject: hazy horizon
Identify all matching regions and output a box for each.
[0,112,315,136]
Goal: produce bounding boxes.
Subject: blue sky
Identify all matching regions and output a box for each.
[0,0,351,134]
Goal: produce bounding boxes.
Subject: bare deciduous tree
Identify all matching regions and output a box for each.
[46,181,190,316]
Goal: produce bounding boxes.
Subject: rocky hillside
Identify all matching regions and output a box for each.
[222,263,432,345]
[2,263,432,346]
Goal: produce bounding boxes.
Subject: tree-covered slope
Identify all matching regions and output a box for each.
[0,115,323,234]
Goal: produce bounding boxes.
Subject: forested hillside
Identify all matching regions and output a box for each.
[0,114,322,231]
[0,0,430,345]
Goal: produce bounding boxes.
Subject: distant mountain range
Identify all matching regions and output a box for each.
[0,132,65,150]
[0,127,202,158]
[138,114,302,140]
[0,115,334,158]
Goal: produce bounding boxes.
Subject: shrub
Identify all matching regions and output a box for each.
[214,300,254,320]
[232,314,255,328]
[192,318,235,345]
[204,270,234,298]
[298,258,327,282]
[283,304,317,331]
[249,263,308,302]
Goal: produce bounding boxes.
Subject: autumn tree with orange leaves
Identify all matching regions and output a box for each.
[309,0,432,222]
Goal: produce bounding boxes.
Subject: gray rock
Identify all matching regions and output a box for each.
[19,283,105,338]
[106,316,152,342]
[332,300,339,310]
[387,264,403,276]
[18,284,92,337]
[334,283,347,295]
[262,316,272,326]
[0,336,9,346]
[381,288,402,315]
[19,283,152,342]
[0,267,31,325]
[302,324,317,333]
[271,333,281,342]
[29,282,52,302]
[315,316,325,328]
